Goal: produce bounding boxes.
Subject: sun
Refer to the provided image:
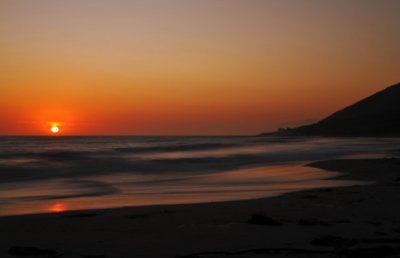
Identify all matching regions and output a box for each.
[51,126,59,133]
[50,123,60,134]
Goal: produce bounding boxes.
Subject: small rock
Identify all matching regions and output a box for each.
[66,213,99,218]
[319,188,334,192]
[335,220,352,224]
[375,231,388,236]
[247,213,283,226]
[342,246,400,258]
[303,195,318,199]
[311,235,357,247]
[8,246,58,257]
[297,218,331,226]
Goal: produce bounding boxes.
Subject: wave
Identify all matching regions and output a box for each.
[0,136,399,215]
[0,136,398,185]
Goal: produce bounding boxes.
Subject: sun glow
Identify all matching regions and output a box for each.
[50,203,66,213]
[51,126,59,133]
[50,122,60,134]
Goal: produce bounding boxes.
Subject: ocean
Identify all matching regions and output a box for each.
[0,136,398,216]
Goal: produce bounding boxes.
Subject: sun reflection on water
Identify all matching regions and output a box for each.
[50,203,67,213]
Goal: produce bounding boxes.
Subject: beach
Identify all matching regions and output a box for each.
[1,158,400,258]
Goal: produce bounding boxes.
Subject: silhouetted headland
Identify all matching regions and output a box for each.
[263,82,400,137]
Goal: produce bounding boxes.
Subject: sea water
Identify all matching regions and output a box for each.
[0,136,398,215]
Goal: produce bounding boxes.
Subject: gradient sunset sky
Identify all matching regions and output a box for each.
[1,0,399,135]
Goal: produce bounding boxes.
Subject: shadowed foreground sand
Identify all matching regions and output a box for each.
[1,158,400,258]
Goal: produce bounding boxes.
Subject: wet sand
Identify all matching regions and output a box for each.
[1,158,400,258]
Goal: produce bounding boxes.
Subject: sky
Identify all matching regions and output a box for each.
[1,0,399,135]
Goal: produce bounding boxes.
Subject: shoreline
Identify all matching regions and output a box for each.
[1,158,400,257]
[0,163,360,217]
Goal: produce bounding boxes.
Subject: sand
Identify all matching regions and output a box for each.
[1,158,400,258]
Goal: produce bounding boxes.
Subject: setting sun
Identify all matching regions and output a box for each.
[51,126,59,133]
[50,123,60,134]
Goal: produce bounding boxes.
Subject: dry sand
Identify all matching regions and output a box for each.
[1,158,400,258]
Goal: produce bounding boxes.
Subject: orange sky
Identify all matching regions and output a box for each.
[1,0,399,135]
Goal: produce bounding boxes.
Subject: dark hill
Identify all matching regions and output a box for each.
[273,82,400,137]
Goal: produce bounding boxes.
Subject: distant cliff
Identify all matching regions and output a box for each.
[264,82,400,137]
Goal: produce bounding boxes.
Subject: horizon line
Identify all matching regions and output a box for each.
[0,134,259,137]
